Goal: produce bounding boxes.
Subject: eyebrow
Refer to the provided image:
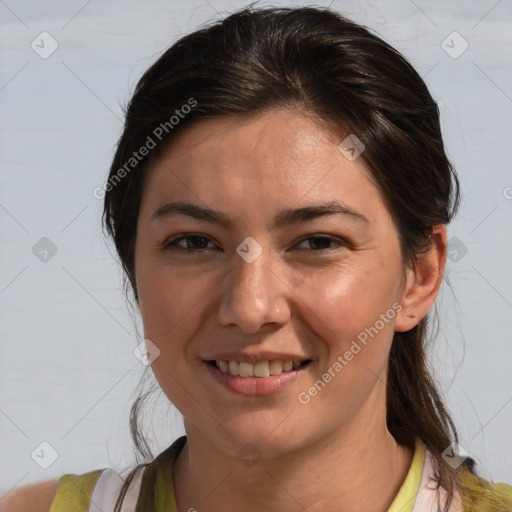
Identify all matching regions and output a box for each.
[149,200,370,228]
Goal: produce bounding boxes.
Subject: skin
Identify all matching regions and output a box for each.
[0,480,58,512]
[134,108,447,512]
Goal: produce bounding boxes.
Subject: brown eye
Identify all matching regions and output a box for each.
[163,234,216,252]
[294,235,345,253]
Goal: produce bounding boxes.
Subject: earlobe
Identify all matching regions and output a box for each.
[394,225,447,332]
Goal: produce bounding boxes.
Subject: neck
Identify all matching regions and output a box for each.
[173,400,414,512]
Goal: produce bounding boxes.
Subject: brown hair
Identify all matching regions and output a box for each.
[102,5,477,511]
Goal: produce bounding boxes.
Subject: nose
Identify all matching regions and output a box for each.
[217,245,291,334]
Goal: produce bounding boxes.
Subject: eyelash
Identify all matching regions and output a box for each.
[161,233,347,255]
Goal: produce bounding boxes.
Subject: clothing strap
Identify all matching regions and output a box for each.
[89,465,146,512]
[134,436,186,512]
[388,439,425,512]
[411,448,462,512]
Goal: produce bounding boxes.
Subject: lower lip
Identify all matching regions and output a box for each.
[204,362,309,396]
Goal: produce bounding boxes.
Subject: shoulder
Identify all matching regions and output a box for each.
[0,479,60,512]
[1,469,105,512]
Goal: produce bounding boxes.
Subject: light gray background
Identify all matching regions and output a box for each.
[1,0,511,497]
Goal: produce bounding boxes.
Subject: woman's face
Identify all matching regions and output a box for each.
[134,109,407,457]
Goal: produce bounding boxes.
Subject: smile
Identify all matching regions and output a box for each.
[207,359,312,377]
[204,359,312,396]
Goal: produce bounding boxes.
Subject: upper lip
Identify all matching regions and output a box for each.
[203,351,312,364]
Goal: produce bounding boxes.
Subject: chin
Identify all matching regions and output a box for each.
[222,419,310,457]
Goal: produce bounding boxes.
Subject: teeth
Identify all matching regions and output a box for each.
[228,360,238,376]
[269,360,283,375]
[215,359,306,377]
[254,361,270,377]
[283,361,293,372]
[238,362,254,377]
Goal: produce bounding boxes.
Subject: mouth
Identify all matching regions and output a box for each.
[205,358,313,378]
[204,358,312,396]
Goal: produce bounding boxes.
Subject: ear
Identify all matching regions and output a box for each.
[394,224,447,332]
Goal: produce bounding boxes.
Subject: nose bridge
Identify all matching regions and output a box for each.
[218,242,289,332]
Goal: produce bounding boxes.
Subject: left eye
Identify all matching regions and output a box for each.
[294,236,343,252]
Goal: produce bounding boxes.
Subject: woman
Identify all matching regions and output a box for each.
[6,5,511,512]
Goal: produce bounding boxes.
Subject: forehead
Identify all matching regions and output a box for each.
[139,109,381,219]
[146,109,340,178]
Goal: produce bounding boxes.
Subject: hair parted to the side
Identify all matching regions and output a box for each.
[102,5,476,511]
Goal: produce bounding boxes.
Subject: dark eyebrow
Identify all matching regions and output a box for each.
[150,200,370,228]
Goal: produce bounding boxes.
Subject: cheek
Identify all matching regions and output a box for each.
[295,261,401,352]
[137,267,210,408]
[291,264,401,420]
[137,265,208,347]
